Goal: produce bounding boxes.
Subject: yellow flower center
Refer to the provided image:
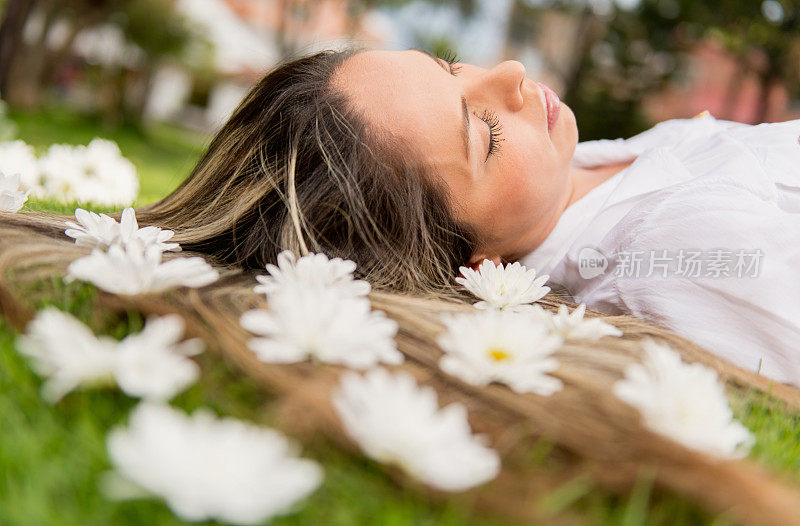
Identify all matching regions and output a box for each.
[488,348,511,362]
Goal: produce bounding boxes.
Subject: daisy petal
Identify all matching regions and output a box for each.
[66,242,218,295]
[113,315,203,401]
[107,403,323,525]
[437,309,564,395]
[16,308,117,402]
[613,338,754,459]
[456,259,550,311]
[0,171,28,213]
[38,138,138,206]
[241,287,401,368]
[535,303,622,340]
[333,369,500,492]
[253,250,370,297]
[64,207,180,252]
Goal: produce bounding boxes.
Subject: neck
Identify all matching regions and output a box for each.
[505,159,635,262]
[563,160,633,211]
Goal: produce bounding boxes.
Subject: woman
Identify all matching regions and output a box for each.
[2,49,800,522]
[157,46,800,387]
[326,48,800,387]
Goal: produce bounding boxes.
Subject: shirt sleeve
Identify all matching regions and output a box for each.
[611,181,800,386]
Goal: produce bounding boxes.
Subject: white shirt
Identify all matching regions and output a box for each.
[520,115,800,386]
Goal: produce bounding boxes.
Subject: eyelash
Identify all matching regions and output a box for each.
[437,49,463,75]
[437,49,502,160]
[480,109,504,160]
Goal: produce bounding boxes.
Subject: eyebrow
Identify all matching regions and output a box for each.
[411,47,448,72]
[411,48,471,162]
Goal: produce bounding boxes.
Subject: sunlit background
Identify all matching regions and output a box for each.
[1,0,798,198]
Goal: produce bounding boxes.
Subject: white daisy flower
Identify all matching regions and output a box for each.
[106,403,323,525]
[535,303,622,340]
[240,287,401,368]
[456,259,550,311]
[64,207,180,252]
[36,143,87,202]
[38,139,138,206]
[613,339,754,459]
[0,171,28,212]
[66,241,218,295]
[254,250,370,297]
[333,369,500,492]
[437,310,564,395]
[16,307,117,402]
[0,140,39,192]
[83,138,139,205]
[17,309,203,402]
[114,315,203,401]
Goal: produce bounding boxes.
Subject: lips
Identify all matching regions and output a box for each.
[536,82,561,133]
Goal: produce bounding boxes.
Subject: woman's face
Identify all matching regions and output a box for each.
[335,49,579,263]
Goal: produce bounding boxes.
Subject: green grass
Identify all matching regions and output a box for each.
[3,110,800,525]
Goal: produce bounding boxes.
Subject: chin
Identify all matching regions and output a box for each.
[553,103,579,155]
[562,103,578,140]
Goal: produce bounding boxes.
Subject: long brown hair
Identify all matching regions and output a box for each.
[140,49,477,296]
[2,50,800,525]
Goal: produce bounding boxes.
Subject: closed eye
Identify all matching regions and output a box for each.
[436,49,462,76]
[479,109,504,162]
[411,48,472,162]
[433,49,501,161]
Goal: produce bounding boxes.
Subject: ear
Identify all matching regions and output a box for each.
[467,253,502,271]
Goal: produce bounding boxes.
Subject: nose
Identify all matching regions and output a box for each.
[466,60,526,112]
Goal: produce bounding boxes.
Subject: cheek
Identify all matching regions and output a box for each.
[500,136,564,211]
[466,121,570,236]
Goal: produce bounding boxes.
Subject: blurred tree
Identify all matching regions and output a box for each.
[274,0,302,57]
[0,0,35,103]
[420,35,463,60]
[270,0,466,57]
[361,0,479,16]
[0,98,17,140]
[507,0,688,139]
[0,0,121,108]
[675,0,800,123]
[0,0,206,125]
[507,0,800,139]
[100,0,206,124]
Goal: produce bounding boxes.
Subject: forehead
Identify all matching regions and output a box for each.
[333,50,469,179]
